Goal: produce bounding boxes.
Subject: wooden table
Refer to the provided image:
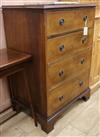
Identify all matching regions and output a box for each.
[0,48,37,126]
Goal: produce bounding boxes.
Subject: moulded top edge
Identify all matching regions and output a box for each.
[2,3,96,9]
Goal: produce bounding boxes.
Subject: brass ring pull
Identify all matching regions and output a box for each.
[83,16,88,22]
[59,45,65,52]
[59,19,64,26]
[59,96,64,101]
[79,80,84,86]
[82,37,87,44]
[80,58,85,64]
[59,70,64,77]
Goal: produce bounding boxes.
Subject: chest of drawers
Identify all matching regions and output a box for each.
[3,3,95,133]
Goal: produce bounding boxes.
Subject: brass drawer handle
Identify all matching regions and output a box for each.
[80,58,85,64]
[59,96,64,101]
[79,80,84,86]
[82,37,87,44]
[83,16,88,22]
[59,70,64,77]
[59,45,65,52]
[59,19,64,26]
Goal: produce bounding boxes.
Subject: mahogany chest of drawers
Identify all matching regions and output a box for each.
[3,3,96,133]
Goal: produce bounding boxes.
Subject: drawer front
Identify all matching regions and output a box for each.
[48,71,89,116]
[47,29,93,63]
[46,8,95,36]
[48,49,91,89]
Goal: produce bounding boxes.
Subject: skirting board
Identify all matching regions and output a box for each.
[0,108,17,124]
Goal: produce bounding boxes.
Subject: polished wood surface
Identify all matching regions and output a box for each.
[59,0,100,90]
[47,29,93,63]
[3,8,48,117]
[0,49,32,71]
[48,48,91,89]
[79,0,100,89]
[46,8,95,36]
[3,4,95,133]
[2,3,96,9]
[48,70,89,116]
[0,48,37,125]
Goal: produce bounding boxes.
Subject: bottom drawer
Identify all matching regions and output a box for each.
[47,71,89,116]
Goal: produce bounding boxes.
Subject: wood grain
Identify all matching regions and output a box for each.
[48,48,91,89]
[48,70,89,116]
[3,5,95,133]
[46,8,95,36]
[0,49,32,71]
[47,29,93,63]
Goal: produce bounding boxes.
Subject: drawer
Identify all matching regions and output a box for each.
[48,49,91,89]
[47,29,93,63]
[48,71,89,116]
[46,8,95,36]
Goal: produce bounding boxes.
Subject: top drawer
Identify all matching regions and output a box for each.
[46,8,95,36]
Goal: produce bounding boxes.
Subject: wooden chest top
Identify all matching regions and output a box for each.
[2,3,96,9]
